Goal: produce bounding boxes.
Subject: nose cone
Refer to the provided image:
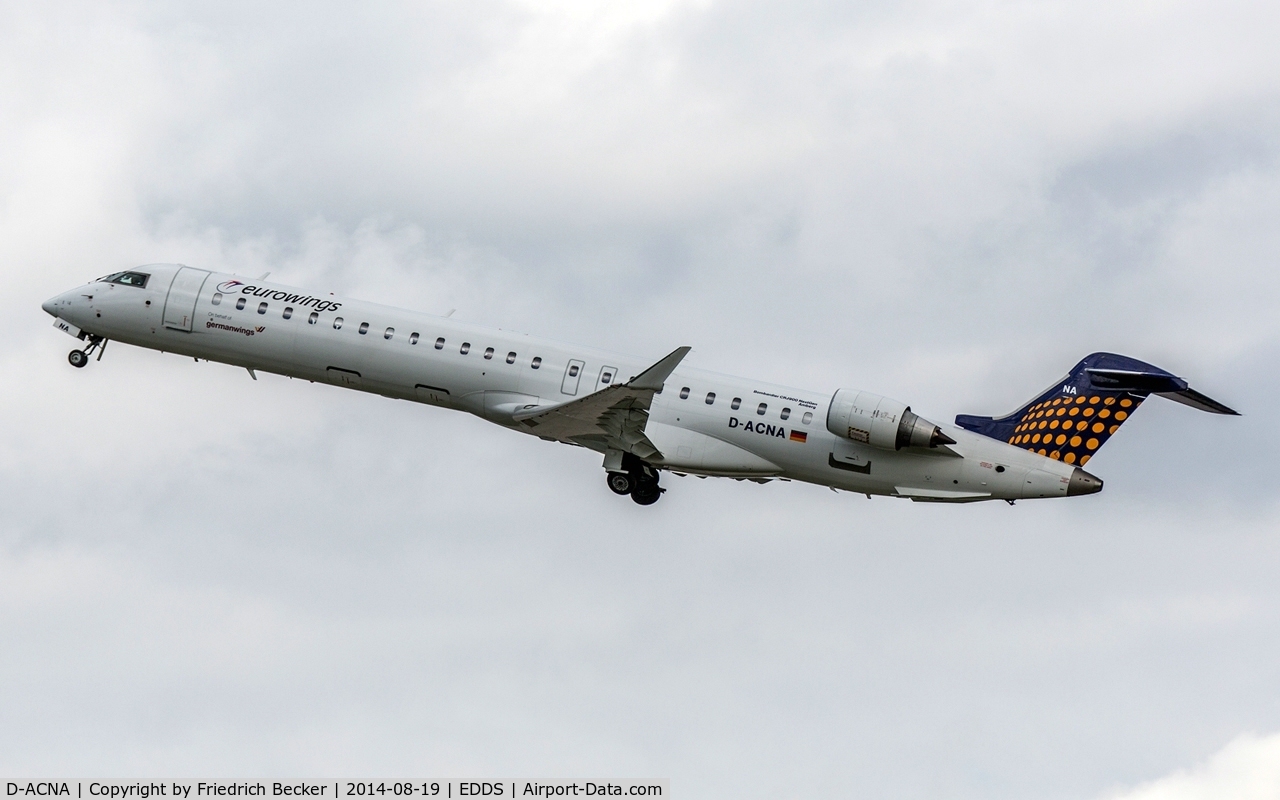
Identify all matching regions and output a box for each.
[42,296,59,317]
[1067,467,1104,496]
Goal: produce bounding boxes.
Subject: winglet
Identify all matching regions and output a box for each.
[628,346,691,391]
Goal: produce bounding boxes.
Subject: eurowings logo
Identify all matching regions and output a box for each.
[216,280,245,293]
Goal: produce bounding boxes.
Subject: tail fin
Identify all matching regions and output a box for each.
[955,352,1238,466]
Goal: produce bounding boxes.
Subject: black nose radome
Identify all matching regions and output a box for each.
[1067,468,1104,496]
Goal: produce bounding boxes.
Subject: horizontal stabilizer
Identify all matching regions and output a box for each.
[1155,387,1240,415]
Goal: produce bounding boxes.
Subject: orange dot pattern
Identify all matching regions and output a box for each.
[1005,393,1144,466]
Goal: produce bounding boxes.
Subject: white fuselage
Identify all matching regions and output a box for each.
[44,264,1083,502]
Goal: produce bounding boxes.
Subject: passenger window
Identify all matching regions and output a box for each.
[780,407,791,420]
[483,347,494,360]
[460,342,470,354]
[358,322,369,335]
[802,411,813,424]
[257,302,268,314]
[334,317,344,330]
[236,297,246,310]
[384,327,394,340]
[679,387,690,399]
[212,293,223,306]
[705,392,716,405]
[308,312,318,324]
[506,351,516,364]
[283,307,293,319]
[731,397,741,410]
[434,337,445,349]
[757,402,767,415]
[531,357,542,369]
[409,332,419,345]
[569,365,579,377]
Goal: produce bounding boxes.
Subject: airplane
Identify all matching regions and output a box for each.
[42,264,1239,505]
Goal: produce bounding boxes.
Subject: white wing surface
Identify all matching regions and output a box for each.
[512,346,691,459]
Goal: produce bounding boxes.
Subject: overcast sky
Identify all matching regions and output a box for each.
[3,1,1280,797]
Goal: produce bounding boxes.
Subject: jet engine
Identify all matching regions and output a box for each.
[826,389,956,450]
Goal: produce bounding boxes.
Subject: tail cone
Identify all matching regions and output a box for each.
[1067,468,1103,496]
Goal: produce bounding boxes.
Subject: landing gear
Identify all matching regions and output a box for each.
[607,472,633,495]
[630,479,661,505]
[68,335,106,368]
[605,453,665,505]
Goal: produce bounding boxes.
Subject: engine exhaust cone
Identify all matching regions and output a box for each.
[930,428,956,447]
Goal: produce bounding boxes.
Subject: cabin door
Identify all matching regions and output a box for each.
[595,365,618,392]
[561,359,585,395]
[162,266,211,331]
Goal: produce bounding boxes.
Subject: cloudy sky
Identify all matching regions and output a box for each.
[4,1,1280,797]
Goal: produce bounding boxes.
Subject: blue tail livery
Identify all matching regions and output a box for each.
[955,352,1239,467]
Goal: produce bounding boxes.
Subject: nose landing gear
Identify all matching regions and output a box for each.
[68,335,107,368]
[605,453,665,505]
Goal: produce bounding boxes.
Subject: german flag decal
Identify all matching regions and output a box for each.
[789,430,808,443]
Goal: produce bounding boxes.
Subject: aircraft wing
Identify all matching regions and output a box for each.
[512,346,691,459]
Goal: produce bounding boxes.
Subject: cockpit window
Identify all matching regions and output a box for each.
[98,271,150,288]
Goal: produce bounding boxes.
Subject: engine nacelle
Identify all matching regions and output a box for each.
[826,389,956,450]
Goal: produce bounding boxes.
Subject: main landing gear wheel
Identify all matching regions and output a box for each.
[631,481,662,505]
[68,350,89,368]
[607,472,633,495]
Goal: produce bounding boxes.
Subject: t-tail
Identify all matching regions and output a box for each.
[955,352,1239,468]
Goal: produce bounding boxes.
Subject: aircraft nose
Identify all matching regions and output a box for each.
[42,296,59,317]
[1067,467,1104,496]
